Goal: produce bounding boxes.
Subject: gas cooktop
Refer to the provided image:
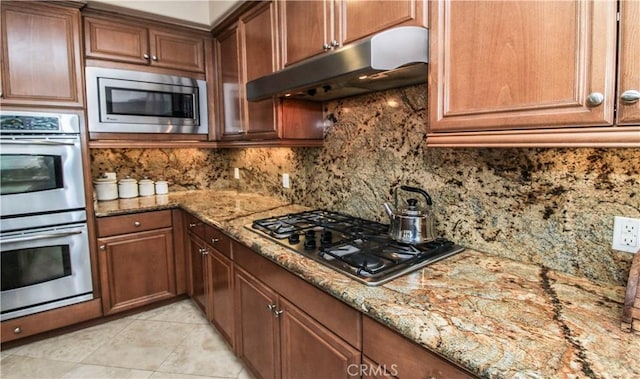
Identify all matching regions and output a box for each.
[248,209,464,286]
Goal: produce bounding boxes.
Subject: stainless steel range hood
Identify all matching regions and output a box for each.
[246,26,428,102]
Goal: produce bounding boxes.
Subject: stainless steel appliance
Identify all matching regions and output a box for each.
[85,67,208,134]
[1,215,93,321]
[384,185,436,244]
[249,210,464,286]
[246,26,428,102]
[0,110,93,321]
[0,112,86,222]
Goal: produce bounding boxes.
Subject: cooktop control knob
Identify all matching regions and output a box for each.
[304,237,317,250]
[288,233,300,244]
[321,230,333,246]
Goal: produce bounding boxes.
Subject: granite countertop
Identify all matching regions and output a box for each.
[95,190,640,379]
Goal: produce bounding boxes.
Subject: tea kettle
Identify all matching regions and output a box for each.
[383,185,436,244]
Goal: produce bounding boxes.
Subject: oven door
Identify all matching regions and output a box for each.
[0,135,85,217]
[0,223,93,321]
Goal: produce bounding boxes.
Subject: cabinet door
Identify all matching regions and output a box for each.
[216,26,244,140]
[235,268,280,379]
[280,0,331,67]
[428,0,617,133]
[241,1,280,139]
[84,17,149,65]
[0,2,83,107]
[616,0,640,125]
[280,297,360,379]
[98,228,176,315]
[339,0,427,46]
[208,248,235,348]
[150,29,205,73]
[188,234,207,313]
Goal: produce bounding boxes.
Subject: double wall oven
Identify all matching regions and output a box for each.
[0,110,93,321]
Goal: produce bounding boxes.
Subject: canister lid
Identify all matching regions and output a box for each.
[94,175,116,184]
[118,176,137,184]
[139,177,154,184]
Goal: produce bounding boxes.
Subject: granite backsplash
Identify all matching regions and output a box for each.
[90,85,640,286]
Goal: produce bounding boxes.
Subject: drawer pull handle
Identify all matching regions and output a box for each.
[14,327,22,334]
[211,238,220,243]
[134,221,141,227]
[189,222,201,228]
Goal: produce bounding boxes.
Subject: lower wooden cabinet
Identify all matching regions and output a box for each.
[234,242,361,379]
[235,266,360,379]
[96,210,176,315]
[363,316,474,379]
[185,212,235,348]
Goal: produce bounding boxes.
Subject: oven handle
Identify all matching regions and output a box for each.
[0,139,77,146]
[0,230,83,244]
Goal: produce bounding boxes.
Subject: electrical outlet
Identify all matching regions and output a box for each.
[234,168,240,180]
[612,216,640,253]
[282,173,290,189]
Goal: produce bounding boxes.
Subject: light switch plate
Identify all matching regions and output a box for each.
[234,168,240,180]
[282,173,290,189]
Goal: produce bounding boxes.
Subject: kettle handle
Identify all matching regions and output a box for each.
[400,185,433,206]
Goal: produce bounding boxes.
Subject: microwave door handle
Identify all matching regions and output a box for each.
[0,231,82,244]
[0,140,76,146]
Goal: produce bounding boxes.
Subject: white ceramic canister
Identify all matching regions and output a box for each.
[155,180,169,195]
[138,178,155,197]
[118,177,139,198]
[94,175,118,201]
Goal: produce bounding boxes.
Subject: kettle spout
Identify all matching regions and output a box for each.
[383,203,395,220]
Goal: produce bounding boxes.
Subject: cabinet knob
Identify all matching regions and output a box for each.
[586,92,604,107]
[211,238,220,243]
[274,309,283,318]
[620,90,640,105]
[322,43,331,50]
[14,327,22,334]
[188,222,200,228]
[267,303,277,312]
[330,40,340,48]
[100,245,106,251]
[134,221,141,227]
[199,247,208,255]
[152,55,158,61]
[143,54,150,60]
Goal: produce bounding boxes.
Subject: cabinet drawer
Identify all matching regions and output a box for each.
[204,224,231,258]
[97,210,172,237]
[185,213,206,239]
[363,316,475,379]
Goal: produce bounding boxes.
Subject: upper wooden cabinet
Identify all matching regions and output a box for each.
[215,1,324,144]
[0,2,84,108]
[616,0,640,125]
[84,16,206,73]
[427,0,640,147]
[280,0,427,67]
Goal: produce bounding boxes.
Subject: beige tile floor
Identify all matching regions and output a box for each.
[0,300,252,379]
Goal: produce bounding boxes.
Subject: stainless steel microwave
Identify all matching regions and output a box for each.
[85,67,208,134]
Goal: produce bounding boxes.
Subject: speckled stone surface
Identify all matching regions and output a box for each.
[89,86,640,287]
[94,190,640,379]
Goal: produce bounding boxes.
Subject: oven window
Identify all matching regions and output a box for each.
[0,155,63,195]
[1,245,72,291]
[105,87,195,118]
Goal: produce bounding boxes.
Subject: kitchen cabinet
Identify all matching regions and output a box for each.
[234,241,361,379]
[363,316,475,379]
[280,0,428,67]
[616,0,640,125]
[0,1,84,108]
[427,0,640,147]
[214,1,324,145]
[84,16,206,73]
[185,213,235,348]
[96,210,177,315]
